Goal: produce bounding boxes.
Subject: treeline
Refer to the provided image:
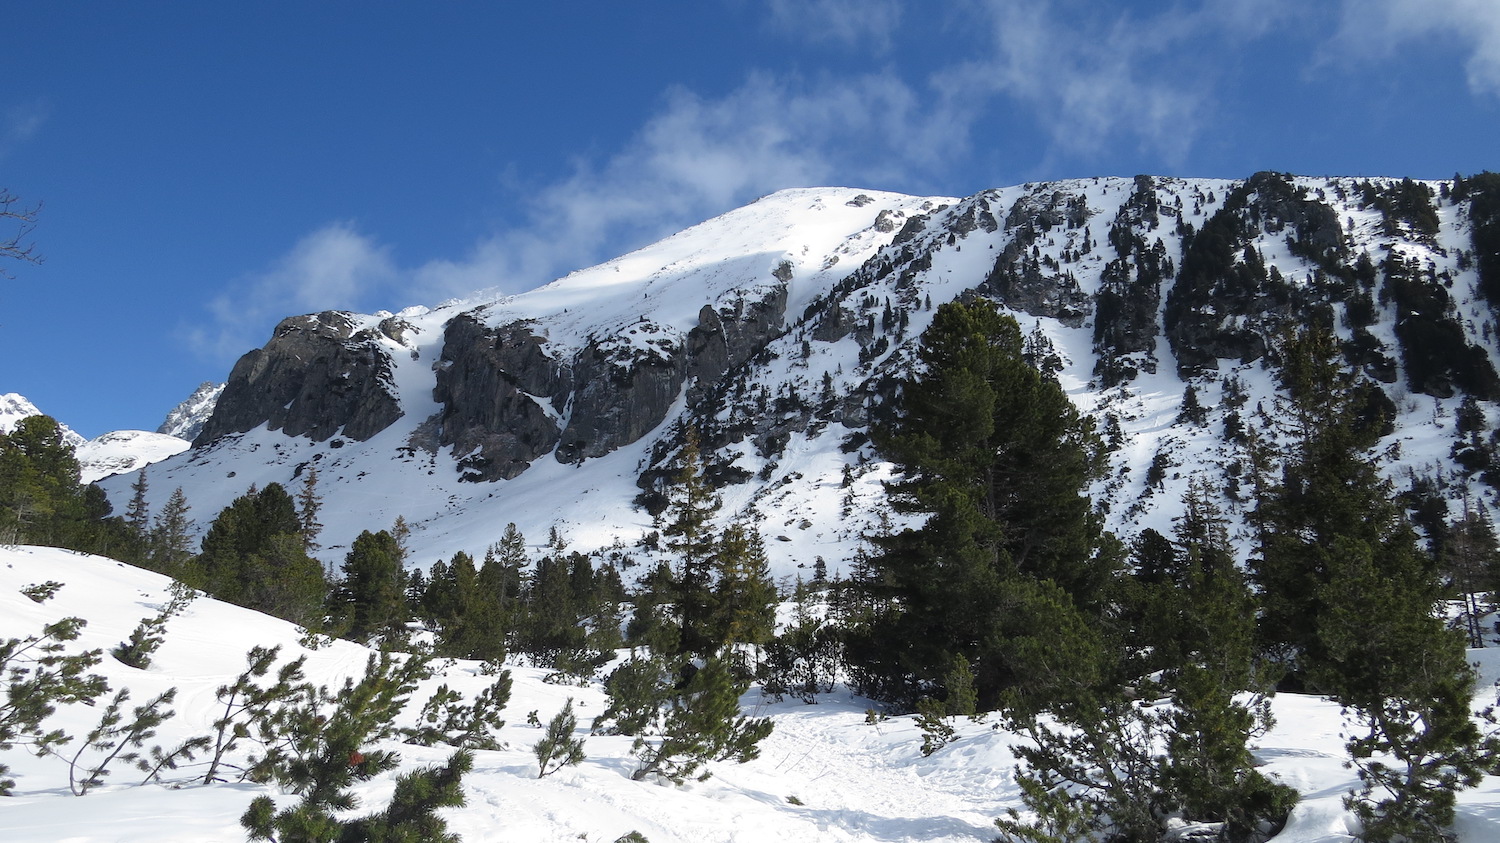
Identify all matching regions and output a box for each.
[817,301,1497,843]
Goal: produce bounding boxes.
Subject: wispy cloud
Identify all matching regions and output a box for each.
[406,70,972,305]
[192,70,975,359]
[186,222,397,360]
[1333,0,1500,97]
[1,101,50,159]
[759,0,904,50]
[947,0,1295,168]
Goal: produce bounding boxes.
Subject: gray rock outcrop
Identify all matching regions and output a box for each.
[195,312,403,446]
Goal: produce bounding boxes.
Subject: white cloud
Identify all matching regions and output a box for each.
[186,222,397,360]
[405,70,973,305]
[1,101,49,159]
[760,0,904,50]
[1334,0,1500,96]
[191,70,976,360]
[949,0,1297,166]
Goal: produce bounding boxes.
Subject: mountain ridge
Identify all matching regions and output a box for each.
[95,174,1500,577]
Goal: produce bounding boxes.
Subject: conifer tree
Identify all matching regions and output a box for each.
[195,484,326,626]
[123,470,151,563]
[658,432,721,657]
[295,466,324,554]
[148,488,194,577]
[626,655,773,784]
[847,300,1110,709]
[1255,323,1497,840]
[534,698,586,777]
[708,521,778,655]
[335,529,409,643]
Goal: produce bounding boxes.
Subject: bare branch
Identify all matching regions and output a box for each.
[1,188,43,278]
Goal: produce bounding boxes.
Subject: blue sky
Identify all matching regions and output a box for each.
[3,0,1498,438]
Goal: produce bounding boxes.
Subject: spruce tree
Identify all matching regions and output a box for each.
[335,529,409,643]
[123,470,151,564]
[296,466,324,554]
[847,300,1110,709]
[1255,323,1497,840]
[148,488,194,577]
[658,432,721,657]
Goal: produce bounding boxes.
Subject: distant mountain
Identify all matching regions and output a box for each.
[157,381,224,442]
[74,430,190,484]
[2,392,189,484]
[1,392,86,448]
[101,174,1500,576]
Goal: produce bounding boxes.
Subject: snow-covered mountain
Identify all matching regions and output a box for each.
[156,381,223,442]
[1,392,86,448]
[74,430,191,485]
[2,392,190,484]
[101,175,1500,577]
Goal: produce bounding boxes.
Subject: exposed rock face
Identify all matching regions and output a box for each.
[430,315,571,481]
[158,382,224,442]
[983,189,1092,326]
[195,312,403,446]
[685,286,789,404]
[557,326,687,465]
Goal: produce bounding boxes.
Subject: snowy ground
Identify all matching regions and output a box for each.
[3,545,1500,842]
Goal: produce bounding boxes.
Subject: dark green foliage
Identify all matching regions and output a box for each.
[593,656,675,737]
[760,580,841,704]
[1442,505,1500,648]
[202,645,309,785]
[534,697,586,777]
[402,673,511,750]
[1453,172,1500,312]
[1164,172,1339,374]
[66,687,178,795]
[627,656,774,784]
[1383,253,1500,399]
[111,581,196,669]
[1361,178,1441,242]
[0,415,118,551]
[333,530,409,643]
[195,484,328,626]
[1254,322,1404,677]
[658,433,721,658]
[296,466,324,554]
[847,300,1109,710]
[147,488,195,577]
[20,580,63,603]
[0,614,109,794]
[1256,323,1497,839]
[244,749,472,843]
[247,650,428,804]
[1094,180,1172,386]
[1312,544,1499,842]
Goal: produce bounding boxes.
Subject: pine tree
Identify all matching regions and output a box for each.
[534,698,586,777]
[148,488,194,577]
[1255,323,1497,840]
[335,530,409,644]
[296,466,324,554]
[195,484,327,626]
[847,300,1110,709]
[627,656,773,784]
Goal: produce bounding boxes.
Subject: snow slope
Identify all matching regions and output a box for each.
[75,430,191,485]
[3,545,1500,842]
[1,392,86,449]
